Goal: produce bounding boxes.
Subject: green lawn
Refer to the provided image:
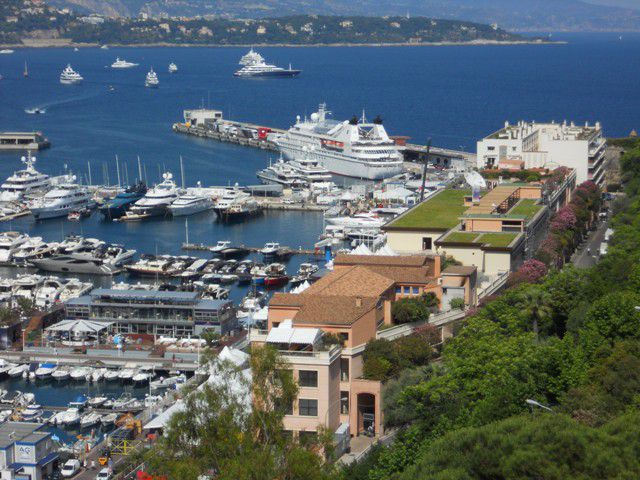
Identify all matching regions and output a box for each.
[477,233,519,247]
[508,199,543,219]
[444,232,481,243]
[388,189,471,230]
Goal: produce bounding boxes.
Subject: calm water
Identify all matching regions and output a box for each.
[0,32,636,289]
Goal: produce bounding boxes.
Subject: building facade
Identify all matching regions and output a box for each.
[65,289,236,337]
[476,121,606,186]
[0,422,58,480]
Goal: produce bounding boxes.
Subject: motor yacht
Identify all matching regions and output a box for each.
[0,153,51,204]
[145,67,159,88]
[111,57,138,69]
[168,62,178,73]
[30,255,119,276]
[60,407,81,426]
[325,211,385,229]
[118,365,136,382]
[88,395,108,407]
[29,179,93,220]
[260,242,281,256]
[287,152,333,184]
[59,64,83,85]
[21,404,43,421]
[90,368,108,382]
[132,366,154,384]
[12,237,58,265]
[125,255,182,277]
[128,172,178,217]
[0,232,29,265]
[169,186,213,216]
[34,276,65,309]
[101,413,118,425]
[213,184,250,217]
[57,278,92,303]
[12,274,43,304]
[150,373,186,390]
[99,182,147,219]
[234,55,300,77]
[103,370,120,382]
[257,158,307,188]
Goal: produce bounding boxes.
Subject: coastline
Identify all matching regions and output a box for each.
[1,39,564,49]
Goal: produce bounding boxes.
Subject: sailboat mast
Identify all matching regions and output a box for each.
[115,155,121,190]
[137,156,143,183]
[180,155,185,190]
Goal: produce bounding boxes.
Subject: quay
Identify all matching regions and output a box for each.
[182,242,322,256]
[172,108,475,167]
[0,131,50,151]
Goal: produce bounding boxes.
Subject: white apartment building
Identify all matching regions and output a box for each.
[477,120,606,186]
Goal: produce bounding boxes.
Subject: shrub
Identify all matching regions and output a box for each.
[449,298,465,310]
[392,298,430,325]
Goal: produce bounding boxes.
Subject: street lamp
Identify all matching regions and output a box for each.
[525,399,553,413]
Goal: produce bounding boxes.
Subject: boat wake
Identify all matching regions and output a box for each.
[24,89,105,115]
[25,107,46,115]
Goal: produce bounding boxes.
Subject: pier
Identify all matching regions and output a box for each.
[181,242,322,256]
[0,131,50,151]
[173,123,279,151]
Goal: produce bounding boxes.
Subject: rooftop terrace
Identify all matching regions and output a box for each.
[385,189,471,230]
[439,231,520,248]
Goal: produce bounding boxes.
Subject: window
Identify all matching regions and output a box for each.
[299,399,318,417]
[395,286,402,294]
[339,332,349,346]
[340,391,349,414]
[276,398,293,415]
[422,237,432,251]
[299,370,318,388]
[340,358,349,382]
[411,287,420,295]
[487,146,495,151]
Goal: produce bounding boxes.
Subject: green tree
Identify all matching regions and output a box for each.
[392,298,430,325]
[518,285,553,338]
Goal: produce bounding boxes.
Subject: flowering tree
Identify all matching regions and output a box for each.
[517,259,549,283]
[550,207,577,232]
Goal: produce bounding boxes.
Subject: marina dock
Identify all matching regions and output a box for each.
[0,131,50,151]
[181,242,321,256]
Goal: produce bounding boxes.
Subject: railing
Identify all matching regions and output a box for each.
[477,271,510,299]
[376,309,467,342]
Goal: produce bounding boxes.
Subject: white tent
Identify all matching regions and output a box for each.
[46,319,113,334]
[143,400,186,430]
[376,244,399,256]
[290,280,311,294]
[218,346,249,368]
[350,243,373,255]
[340,190,359,202]
[374,187,416,203]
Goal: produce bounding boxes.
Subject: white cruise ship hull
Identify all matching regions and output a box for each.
[278,145,402,180]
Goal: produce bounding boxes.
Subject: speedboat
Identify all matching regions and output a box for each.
[69,366,92,381]
[168,62,178,73]
[0,152,51,203]
[101,413,118,425]
[7,364,29,378]
[34,363,57,378]
[60,407,81,426]
[51,367,71,381]
[118,366,135,381]
[11,274,43,305]
[58,278,92,303]
[103,369,120,381]
[80,412,102,428]
[111,57,138,69]
[260,242,281,256]
[132,366,154,384]
[87,395,108,407]
[0,232,29,265]
[210,240,231,254]
[90,368,108,382]
[99,182,147,219]
[145,67,159,88]
[127,172,178,217]
[21,404,43,421]
[59,64,83,85]
[29,180,93,220]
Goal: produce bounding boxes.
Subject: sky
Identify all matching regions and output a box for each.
[585,0,640,8]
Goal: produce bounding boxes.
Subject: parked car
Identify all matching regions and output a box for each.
[96,468,112,480]
[61,459,81,477]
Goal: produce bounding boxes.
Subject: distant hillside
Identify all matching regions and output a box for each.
[1,0,538,47]
[47,0,640,32]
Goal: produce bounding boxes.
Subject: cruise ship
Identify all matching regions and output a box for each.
[145,68,159,88]
[29,179,93,220]
[273,104,404,180]
[128,172,179,217]
[59,64,83,85]
[0,153,51,203]
[111,58,138,69]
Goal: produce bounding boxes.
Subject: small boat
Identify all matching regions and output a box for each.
[264,274,289,288]
[210,240,231,254]
[69,394,88,409]
[0,391,20,405]
[80,412,102,428]
[51,367,71,381]
[21,404,43,421]
[87,396,108,408]
[118,365,136,381]
[0,49,14,54]
[49,411,66,425]
[19,392,35,406]
[132,366,154,384]
[260,242,281,256]
[7,364,29,378]
[25,107,45,115]
[103,370,120,381]
[60,407,81,426]
[150,373,186,390]
[112,393,133,410]
[69,366,92,381]
[168,62,178,73]
[34,363,57,378]
[91,368,108,382]
[23,61,28,78]
[101,412,118,425]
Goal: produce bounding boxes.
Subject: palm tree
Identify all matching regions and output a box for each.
[520,287,553,339]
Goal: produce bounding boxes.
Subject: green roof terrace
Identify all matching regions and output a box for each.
[438,231,520,248]
[385,189,471,231]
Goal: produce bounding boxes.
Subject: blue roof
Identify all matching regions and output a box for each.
[91,289,199,302]
[197,298,232,310]
[65,295,91,306]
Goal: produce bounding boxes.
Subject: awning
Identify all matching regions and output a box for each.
[45,319,113,334]
[143,401,186,430]
[218,346,249,367]
[266,323,322,346]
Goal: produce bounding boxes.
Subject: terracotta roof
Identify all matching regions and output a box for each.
[442,266,477,276]
[304,265,395,298]
[269,293,304,307]
[294,296,379,326]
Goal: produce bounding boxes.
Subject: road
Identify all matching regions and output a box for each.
[572,213,609,268]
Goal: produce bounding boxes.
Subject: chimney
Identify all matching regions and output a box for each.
[433,254,442,277]
[355,297,362,307]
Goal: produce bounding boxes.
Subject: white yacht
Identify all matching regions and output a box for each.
[29,179,93,220]
[12,274,43,304]
[58,278,92,303]
[325,211,385,229]
[145,68,159,88]
[0,153,51,204]
[257,158,307,188]
[111,57,138,69]
[287,152,333,184]
[213,184,250,215]
[0,232,29,264]
[168,62,178,73]
[59,64,83,85]
[273,104,404,180]
[34,363,57,378]
[169,188,213,217]
[128,172,179,217]
[34,276,65,309]
[234,61,301,78]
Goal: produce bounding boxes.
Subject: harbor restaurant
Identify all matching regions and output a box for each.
[65,289,236,338]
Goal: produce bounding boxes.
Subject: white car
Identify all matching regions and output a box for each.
[61,459,81,477]
[96,468,112,480]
